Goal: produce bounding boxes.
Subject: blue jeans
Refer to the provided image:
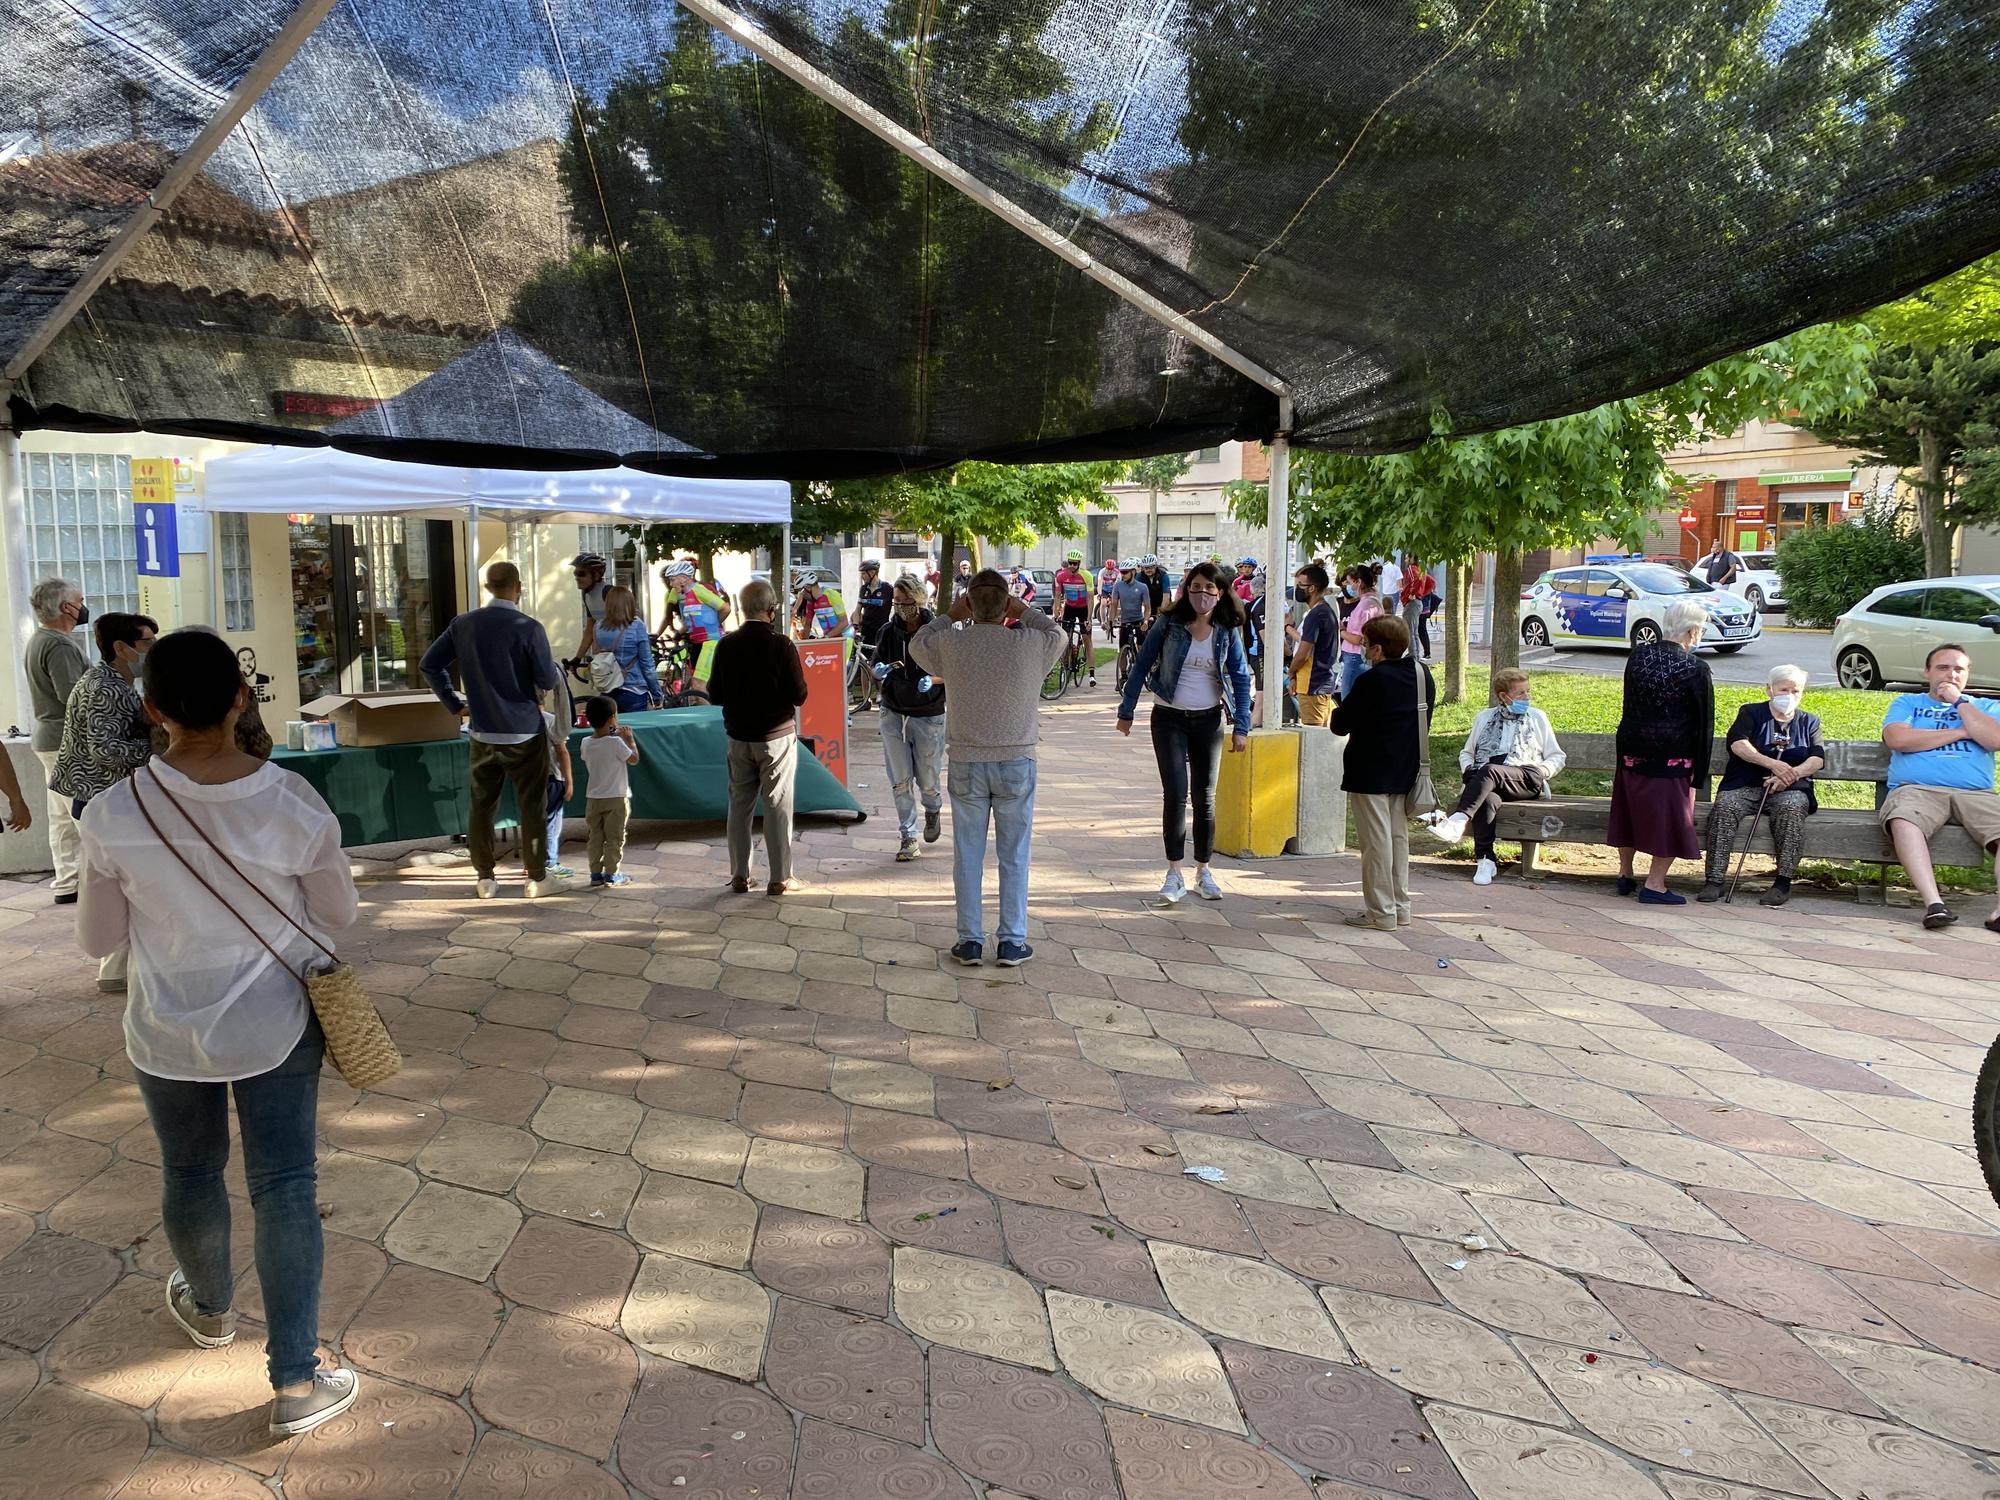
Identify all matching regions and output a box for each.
[948,757,1036,948]
[547,776,568,868]
[611,686,651,714]
[1339,651,1365,699]
[881,710,946,839]
[134,1017,325,1390]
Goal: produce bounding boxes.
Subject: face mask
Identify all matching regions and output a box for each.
[1189,592,1219,615]
[69,602,90,627]
[1770,692,1799,715]
[1506,697,1531,717]
[1342,584,1356,597]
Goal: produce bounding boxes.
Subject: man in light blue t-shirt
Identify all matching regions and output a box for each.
[1881,642,2000,931]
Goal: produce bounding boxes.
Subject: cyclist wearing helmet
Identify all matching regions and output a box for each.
[1095,556,1120,633]
[1111,559,1153,656]
[1053,549,1097,687]
[791,569,849,647]
[1139,555,1168,615]
[854,559,894,648]
[1233,557,1259,604]
[570,552,610,664]
[661,559,731,689]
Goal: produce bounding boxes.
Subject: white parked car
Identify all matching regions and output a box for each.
[1721,551,1786,613]
[1521,560,1762,654]
[1832,576,2000,691]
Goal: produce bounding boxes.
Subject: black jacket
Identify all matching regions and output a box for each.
[1616,641,1715,790]
[1332,656,1436,795]
[1719,702,1824,812]
[875,610,947,718]
[707,620,808,741]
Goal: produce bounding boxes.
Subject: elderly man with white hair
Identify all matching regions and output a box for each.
[1698,664,1826,906]
[24,576,90,902]
[1608,598,1715,904]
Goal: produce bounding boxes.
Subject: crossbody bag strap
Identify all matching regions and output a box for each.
[1414,657,1431,757]
[130,773,311,990]
[139,768,338,967]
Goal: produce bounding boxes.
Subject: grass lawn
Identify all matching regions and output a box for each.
[1428,672,1992,892]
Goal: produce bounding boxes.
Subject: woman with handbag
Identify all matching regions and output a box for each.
[1331,615,1436,930]
[75,628,365,1437]
[591,585,662,713]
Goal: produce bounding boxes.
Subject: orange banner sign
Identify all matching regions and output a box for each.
[796,639,850,785]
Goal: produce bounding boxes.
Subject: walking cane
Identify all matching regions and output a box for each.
[1722,784,1773,904]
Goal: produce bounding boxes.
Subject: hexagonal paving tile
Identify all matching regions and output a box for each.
[617,1359,794,1500]
[1103,1410,1313,1500]
[1046,1290,1242,1433]
[744,1136,865,1218]
[794,1418,977,1500]
[1406,1237,1625,1343]
[1374,1125,1557,1200]
[315,1150,420,1238]
[627,1171,758,1267]
[1637,1229,1909,1338]
[0,1231,120,1348]
[1168,1129,1332,1210]
[1150,1241,1346,1359]
[0,1383,150,1498]
[893,1246,1053,1369]
[414,1116,539,1193]
[1517,1339,1812,1492]
[766,1298,925,1443]
[1470,1194,1689,1293]
[622,1253,771,1379]
[1240,1200,1438,1301]
[832,1056,935,1114]
[1000,1201,1169,1308]
[1218,1341,1471,1500]
[42,1274,199,1407]
[752,1207,894,1314]
[344,1262,502,1394]
[530,1085,644,1153]
[1096,1165,1259,1254]
[1426,1406,1669,1500]
[455,1431,629,1500]
[629,1108,750,1184]
[471,1306,638,1460]
[866,1167,1006,1259]
[848,1105,969,1178]
[493,1215,640,1329]
[1525,1157,1741,1237]
[1834,1269,2000,1368]
[514,1142,642,1227]
[1691,1188,1943,1279]
[1320,1286,1563,1423]
[929,1347,1119,1500]
[1311,1162,1495,1240]
[1795,1329,2000,1451]
[968,1133,1106,1214]
[1739,1393,2000,1500]
[384,1182,522,1280]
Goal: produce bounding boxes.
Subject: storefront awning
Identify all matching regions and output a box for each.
[203,444,790,526]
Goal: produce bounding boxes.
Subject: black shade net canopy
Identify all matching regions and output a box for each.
[2,0,1997,480]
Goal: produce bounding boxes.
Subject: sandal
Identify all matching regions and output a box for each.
[1922,901,1956,930]
[729,877,750,895]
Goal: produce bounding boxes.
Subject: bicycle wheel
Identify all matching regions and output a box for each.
[1040,658,1069,701]
[1976,1033,2000,1210]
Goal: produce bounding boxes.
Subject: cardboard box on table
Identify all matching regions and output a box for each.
[300,693,461,748]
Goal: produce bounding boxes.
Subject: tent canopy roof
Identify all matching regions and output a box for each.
[4,0,1996,479]
[203,444,790,525]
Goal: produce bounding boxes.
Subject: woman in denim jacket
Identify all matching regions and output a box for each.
[1115,562,1255,904]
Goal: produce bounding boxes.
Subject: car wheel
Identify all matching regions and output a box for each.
[1630,620,1661,648]
[1521,618,1550,649]
[1836,645,1880,691]
[1745,586,1764,611]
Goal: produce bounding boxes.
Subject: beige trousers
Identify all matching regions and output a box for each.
[1349,791,1411,928]
[586,797,630,877]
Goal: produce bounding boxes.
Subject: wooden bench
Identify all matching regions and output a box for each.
[1490,731,1989,895]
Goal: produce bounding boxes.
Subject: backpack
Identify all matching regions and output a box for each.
[588,649,625,694]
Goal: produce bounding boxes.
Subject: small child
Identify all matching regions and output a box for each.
[580,696,641,886]
[541,706,575,881]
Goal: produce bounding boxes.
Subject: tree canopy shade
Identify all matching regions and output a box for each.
[3,0,1998,478]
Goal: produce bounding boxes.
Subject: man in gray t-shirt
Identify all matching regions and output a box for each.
[911,570,1067,969]
[23,577,90,901]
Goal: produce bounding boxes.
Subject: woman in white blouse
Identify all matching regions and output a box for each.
[77,629,360,1437]
[1113,562,1256,904]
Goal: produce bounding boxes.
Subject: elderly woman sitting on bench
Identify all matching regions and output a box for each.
[1698,664,1825,907]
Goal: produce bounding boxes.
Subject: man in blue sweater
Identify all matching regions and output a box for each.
[422,561,565,898]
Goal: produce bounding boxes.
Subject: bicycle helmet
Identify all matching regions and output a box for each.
[1119,559,1138,572]
[1141,554,1160,568]
[660,559,696,581]
[1237,556,1259,568]
[792,567,819,587]
[859,557,881,571]
[1065,548,1083,563]
[570,552,607,573]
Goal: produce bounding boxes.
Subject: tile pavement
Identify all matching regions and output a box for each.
[0,698,1997,1497]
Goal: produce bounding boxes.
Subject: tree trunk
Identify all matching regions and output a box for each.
[938,528,959,602]
[695,547,716,588]
[1490,551,1522,674]
[1917,427,1954,577]
[1442,559,1470,705]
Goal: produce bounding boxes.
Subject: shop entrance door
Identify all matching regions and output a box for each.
[292,517,460,703]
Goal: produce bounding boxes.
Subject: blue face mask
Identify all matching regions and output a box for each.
[1505,697,1530,717]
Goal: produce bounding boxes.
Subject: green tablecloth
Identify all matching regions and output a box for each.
[272,707,862,847]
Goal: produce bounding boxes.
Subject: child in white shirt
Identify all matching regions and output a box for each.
[580,696,641,886]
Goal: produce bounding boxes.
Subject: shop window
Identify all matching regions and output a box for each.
[220,513,254,631]
[577,522,638,589]
[1155,513,1219,567]
[22,452,140,616]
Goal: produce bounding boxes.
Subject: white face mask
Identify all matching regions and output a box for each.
[1770,692,1799,716]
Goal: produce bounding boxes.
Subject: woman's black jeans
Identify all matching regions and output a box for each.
[1151,704,1225,863]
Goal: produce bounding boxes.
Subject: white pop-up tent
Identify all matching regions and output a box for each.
[204,443,793,608]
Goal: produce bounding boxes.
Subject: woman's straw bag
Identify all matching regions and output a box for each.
[133,769,401,1090]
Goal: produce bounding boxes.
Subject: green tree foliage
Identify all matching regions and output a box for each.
[1129,452,1194,555]
[1226,325,1874,682]
[1868,253,2000,350]
[1807,344,2000,577]
[1773,509,1926,628]
[510,9,1127,458]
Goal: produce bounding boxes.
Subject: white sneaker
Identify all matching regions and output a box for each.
[1473,856,1497,886]
[1194,868,1223,901]
[1087,676,1097,687]
[524,871,573,900]
[475,878,499,900]
[1156,871,1186,905]
[1428,812,1469,845]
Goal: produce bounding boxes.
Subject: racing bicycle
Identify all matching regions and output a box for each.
[1114,618,1147,695]
[1041,617,1093,701]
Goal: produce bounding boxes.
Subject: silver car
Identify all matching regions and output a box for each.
[1832,576,2000,690]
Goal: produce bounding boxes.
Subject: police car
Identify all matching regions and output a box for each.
[1521,557,1761,654]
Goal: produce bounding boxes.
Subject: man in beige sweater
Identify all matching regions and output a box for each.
[911,569,1067,968]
